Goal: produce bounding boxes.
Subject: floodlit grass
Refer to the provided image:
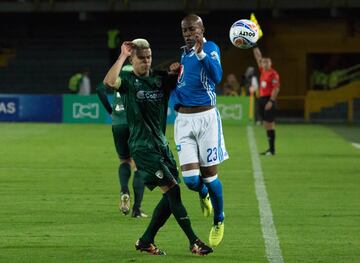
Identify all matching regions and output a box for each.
[0,123,359,263]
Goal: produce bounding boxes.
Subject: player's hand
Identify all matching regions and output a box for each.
[194,34,203,54]
[265,101,273,110]
[169,62,181,74]
[120,41,133,58]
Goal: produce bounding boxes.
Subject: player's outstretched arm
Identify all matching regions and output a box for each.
[253,47,262,68]
[103,41,132,90]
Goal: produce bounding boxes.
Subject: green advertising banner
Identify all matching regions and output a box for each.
[61,95,253,125]
[216,96,253,125]
[62,95,108,123]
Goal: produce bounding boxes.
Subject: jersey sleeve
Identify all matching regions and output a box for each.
[272,71,280,89]
[96,83,112,114]
[199,41,223,84]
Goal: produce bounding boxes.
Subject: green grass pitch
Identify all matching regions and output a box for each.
[0,123,359,263]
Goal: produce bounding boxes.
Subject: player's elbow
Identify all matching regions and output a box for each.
[213,72,222,84]
[103,79,116,89]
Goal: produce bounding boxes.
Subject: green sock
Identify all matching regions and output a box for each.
[133,171,145,210]
[119,162,131,195]
[165,185,197,244]
[141,195,171,244]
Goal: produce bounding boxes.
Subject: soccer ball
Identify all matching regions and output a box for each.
[229,19,259,49]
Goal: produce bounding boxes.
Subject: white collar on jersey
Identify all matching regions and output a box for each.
[181,37,207,52]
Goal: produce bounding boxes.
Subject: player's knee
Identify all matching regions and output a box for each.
[182,170,201,191]
[183,176,200,190]
[120,157,132,165]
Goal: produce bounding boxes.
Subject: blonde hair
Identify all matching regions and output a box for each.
[131,38,150,49]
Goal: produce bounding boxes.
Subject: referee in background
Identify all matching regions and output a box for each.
[253,46,280,156]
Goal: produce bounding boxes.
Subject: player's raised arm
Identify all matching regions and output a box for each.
[253,46,263,68]
[195,37,222,84]
[103,41,132,90]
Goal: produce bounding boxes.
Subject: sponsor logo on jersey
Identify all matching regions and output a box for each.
[177,65,184,82]
[73,103,99,119]
[155,170,164,179]
[136,90,164,101]
[177,64,186,88]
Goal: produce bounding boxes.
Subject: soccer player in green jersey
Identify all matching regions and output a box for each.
[97,79,148,218]
[103,38,213,256]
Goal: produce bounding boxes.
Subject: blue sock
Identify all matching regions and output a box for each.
[204,176,224,224]
[183,176,208,198]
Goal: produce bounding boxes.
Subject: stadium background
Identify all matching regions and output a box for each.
[1,0,360,122]
[1,1,360,263]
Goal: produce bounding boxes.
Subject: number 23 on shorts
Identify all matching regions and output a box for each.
[207,147,218,163]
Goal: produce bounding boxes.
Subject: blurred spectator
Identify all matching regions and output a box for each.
[311,70,329,90]
[223,73,240,96]
[243,66,259,96]
[107,28,122,66]
[68,69,91,95]
[78,70,91,95]
[242,66,260,123]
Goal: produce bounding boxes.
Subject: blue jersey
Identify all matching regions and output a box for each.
[171,40,222,110]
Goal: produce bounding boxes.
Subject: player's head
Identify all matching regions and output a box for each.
[129,38,152,77]
[181,14,205,49]
[261,57,272,70]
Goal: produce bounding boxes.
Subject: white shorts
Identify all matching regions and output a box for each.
[174,107,229,167]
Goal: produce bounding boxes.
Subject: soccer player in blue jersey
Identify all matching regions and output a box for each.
[171,14,228,247]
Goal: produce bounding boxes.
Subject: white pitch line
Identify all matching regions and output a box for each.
[247,126,284,263]
[351,142,360,149]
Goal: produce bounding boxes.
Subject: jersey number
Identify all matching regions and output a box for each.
[207,147,218,163]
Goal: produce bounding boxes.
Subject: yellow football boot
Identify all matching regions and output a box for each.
[209,221,224,247]
[200,193,213,217]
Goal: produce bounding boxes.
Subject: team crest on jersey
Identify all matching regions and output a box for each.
[155,170,164,179]
[134,79,142,88]
[210,51,220,63]
[154,78,162,88]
